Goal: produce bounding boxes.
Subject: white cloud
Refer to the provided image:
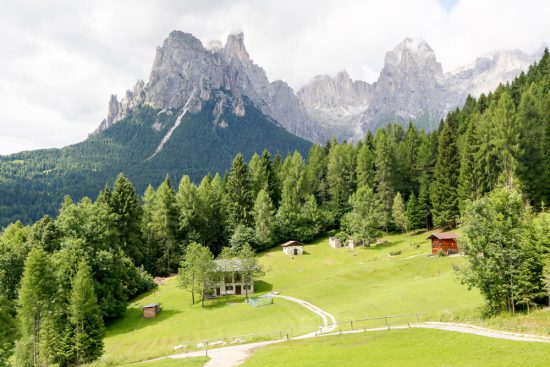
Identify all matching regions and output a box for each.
[0,0,549,154]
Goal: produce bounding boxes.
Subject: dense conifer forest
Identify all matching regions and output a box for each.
[0,50,549,366]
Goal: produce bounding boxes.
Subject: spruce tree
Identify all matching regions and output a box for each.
[458,112,481,212]
[306,145,328,203]
[197,174,225,253]
[17,247,57,367]
[223,153,254,234]
[70,261,104,365]
[327,143,356,223]
[356,132,376,190]
[109,174,143,266]
[253,190,275,249]
[341,186,382,244]
[374,130,394,232]
[431,117,460,228]
[0,296,17,367]
[405,192,424,231]
[175,175,200,242]
[153,176,178,275]
[140,185,159,273]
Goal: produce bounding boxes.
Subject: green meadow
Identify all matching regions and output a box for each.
[241,328,550,367]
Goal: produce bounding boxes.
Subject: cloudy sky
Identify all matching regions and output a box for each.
[1,0,549,155]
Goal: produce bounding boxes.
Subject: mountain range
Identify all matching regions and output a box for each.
[98,32,543,143]
[0,30,543,227]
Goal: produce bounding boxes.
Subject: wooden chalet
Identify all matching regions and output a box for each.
[427,232,459,255]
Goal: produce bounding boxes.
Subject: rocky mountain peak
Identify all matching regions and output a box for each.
[223,32,251,63]
[384,37,442,75]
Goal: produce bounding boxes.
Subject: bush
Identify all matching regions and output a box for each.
[389,250,401,256]
[437,249,446,257]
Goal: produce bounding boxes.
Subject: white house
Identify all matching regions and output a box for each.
[282,240,304,256]
[212,259,254,297]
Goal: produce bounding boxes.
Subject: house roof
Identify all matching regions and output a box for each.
[281,240,303,247]
[214,259,249,272]
[142,303,159,309]
[426,231,459,240]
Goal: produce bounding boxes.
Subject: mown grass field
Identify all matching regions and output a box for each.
[95,278,320,365]
[241,328,550,367]
[123,358,209,367]
[100,230,549,366]
[259,230,483,329]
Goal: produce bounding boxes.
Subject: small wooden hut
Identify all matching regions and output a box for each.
[329,237,342,248]
[427,232,459,255]
[142,303,160,318]
[282,240,304,256]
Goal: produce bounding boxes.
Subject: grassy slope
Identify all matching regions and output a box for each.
[259,230,483,331]
[124,358,209,367]
[97,277,320,365]
[241,328,550,367]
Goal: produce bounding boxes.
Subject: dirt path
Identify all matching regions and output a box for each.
[164,297,550,367]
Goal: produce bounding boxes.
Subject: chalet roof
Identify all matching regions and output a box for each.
[142,303,159,309]
[214,259,247,272]
[281,240,303,247]
[426,231,459,240]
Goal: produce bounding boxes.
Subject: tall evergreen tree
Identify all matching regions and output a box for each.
[70,261,104,365]
[17,247,57,367]
[109,174,143,266]
[405,192,424,231]
[341,186,382,244]
[153,176,178,275]
[253,190,276,249]
[0,296,17,367]
[374,130,395,232]
[431,117,460,228]
[327,142,356,222]
[356,132,376,190]
[223,153,254,234]
[306,145,329,203]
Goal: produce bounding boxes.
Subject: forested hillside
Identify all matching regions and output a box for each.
[0,47,548,367]
[0,93,311,228]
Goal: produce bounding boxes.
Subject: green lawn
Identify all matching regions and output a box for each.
[259,230,483,330]
[123,358,209,367]
[241,328,550,367]
[96,277,320,365]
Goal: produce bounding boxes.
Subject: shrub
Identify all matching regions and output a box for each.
[437,249,446,257]
[389,250,401,256]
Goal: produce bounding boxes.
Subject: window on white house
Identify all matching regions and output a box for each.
[226,285,234,291]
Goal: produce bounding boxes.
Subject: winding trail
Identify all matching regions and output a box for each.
[162,296,550,367]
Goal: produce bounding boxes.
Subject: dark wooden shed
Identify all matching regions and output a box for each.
[427,232,459,255]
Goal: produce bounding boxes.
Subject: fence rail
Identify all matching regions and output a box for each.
[172,312,423,357]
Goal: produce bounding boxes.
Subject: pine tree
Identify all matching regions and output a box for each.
[391,192,407,232]
[0,296,17,367]
[197,174,225,253]
[431,117,460,228]
[253,190,275,249]
[140,185,159,274]
[153,176,178,275]
[356,132,376,190]
[223,153,254,234]
[306,144,329,203]
[458,112,481,212]
[405,192,424,231]
[516,84,546,206]
[17,247,57,367]
[327,143,356,222]
[70,260,104,365]
[27,215,61,254]
[175,175,200,242]
[374,130,394,232]
[109,174,143,266]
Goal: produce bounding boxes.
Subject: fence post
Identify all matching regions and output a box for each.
[385,317,389,329]
[350,320,353,330]
[416,313,419,323]
[280,331,283,340]
[205,341,208,357]
[286,333,289,340]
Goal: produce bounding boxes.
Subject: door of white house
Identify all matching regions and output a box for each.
[293,248,298,255]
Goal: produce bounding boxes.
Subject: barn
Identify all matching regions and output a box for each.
[282,240,304,256]
[427,232,459,255]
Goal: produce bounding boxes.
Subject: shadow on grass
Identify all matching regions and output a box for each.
[106,308,180,337]
[254,280,273,293]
